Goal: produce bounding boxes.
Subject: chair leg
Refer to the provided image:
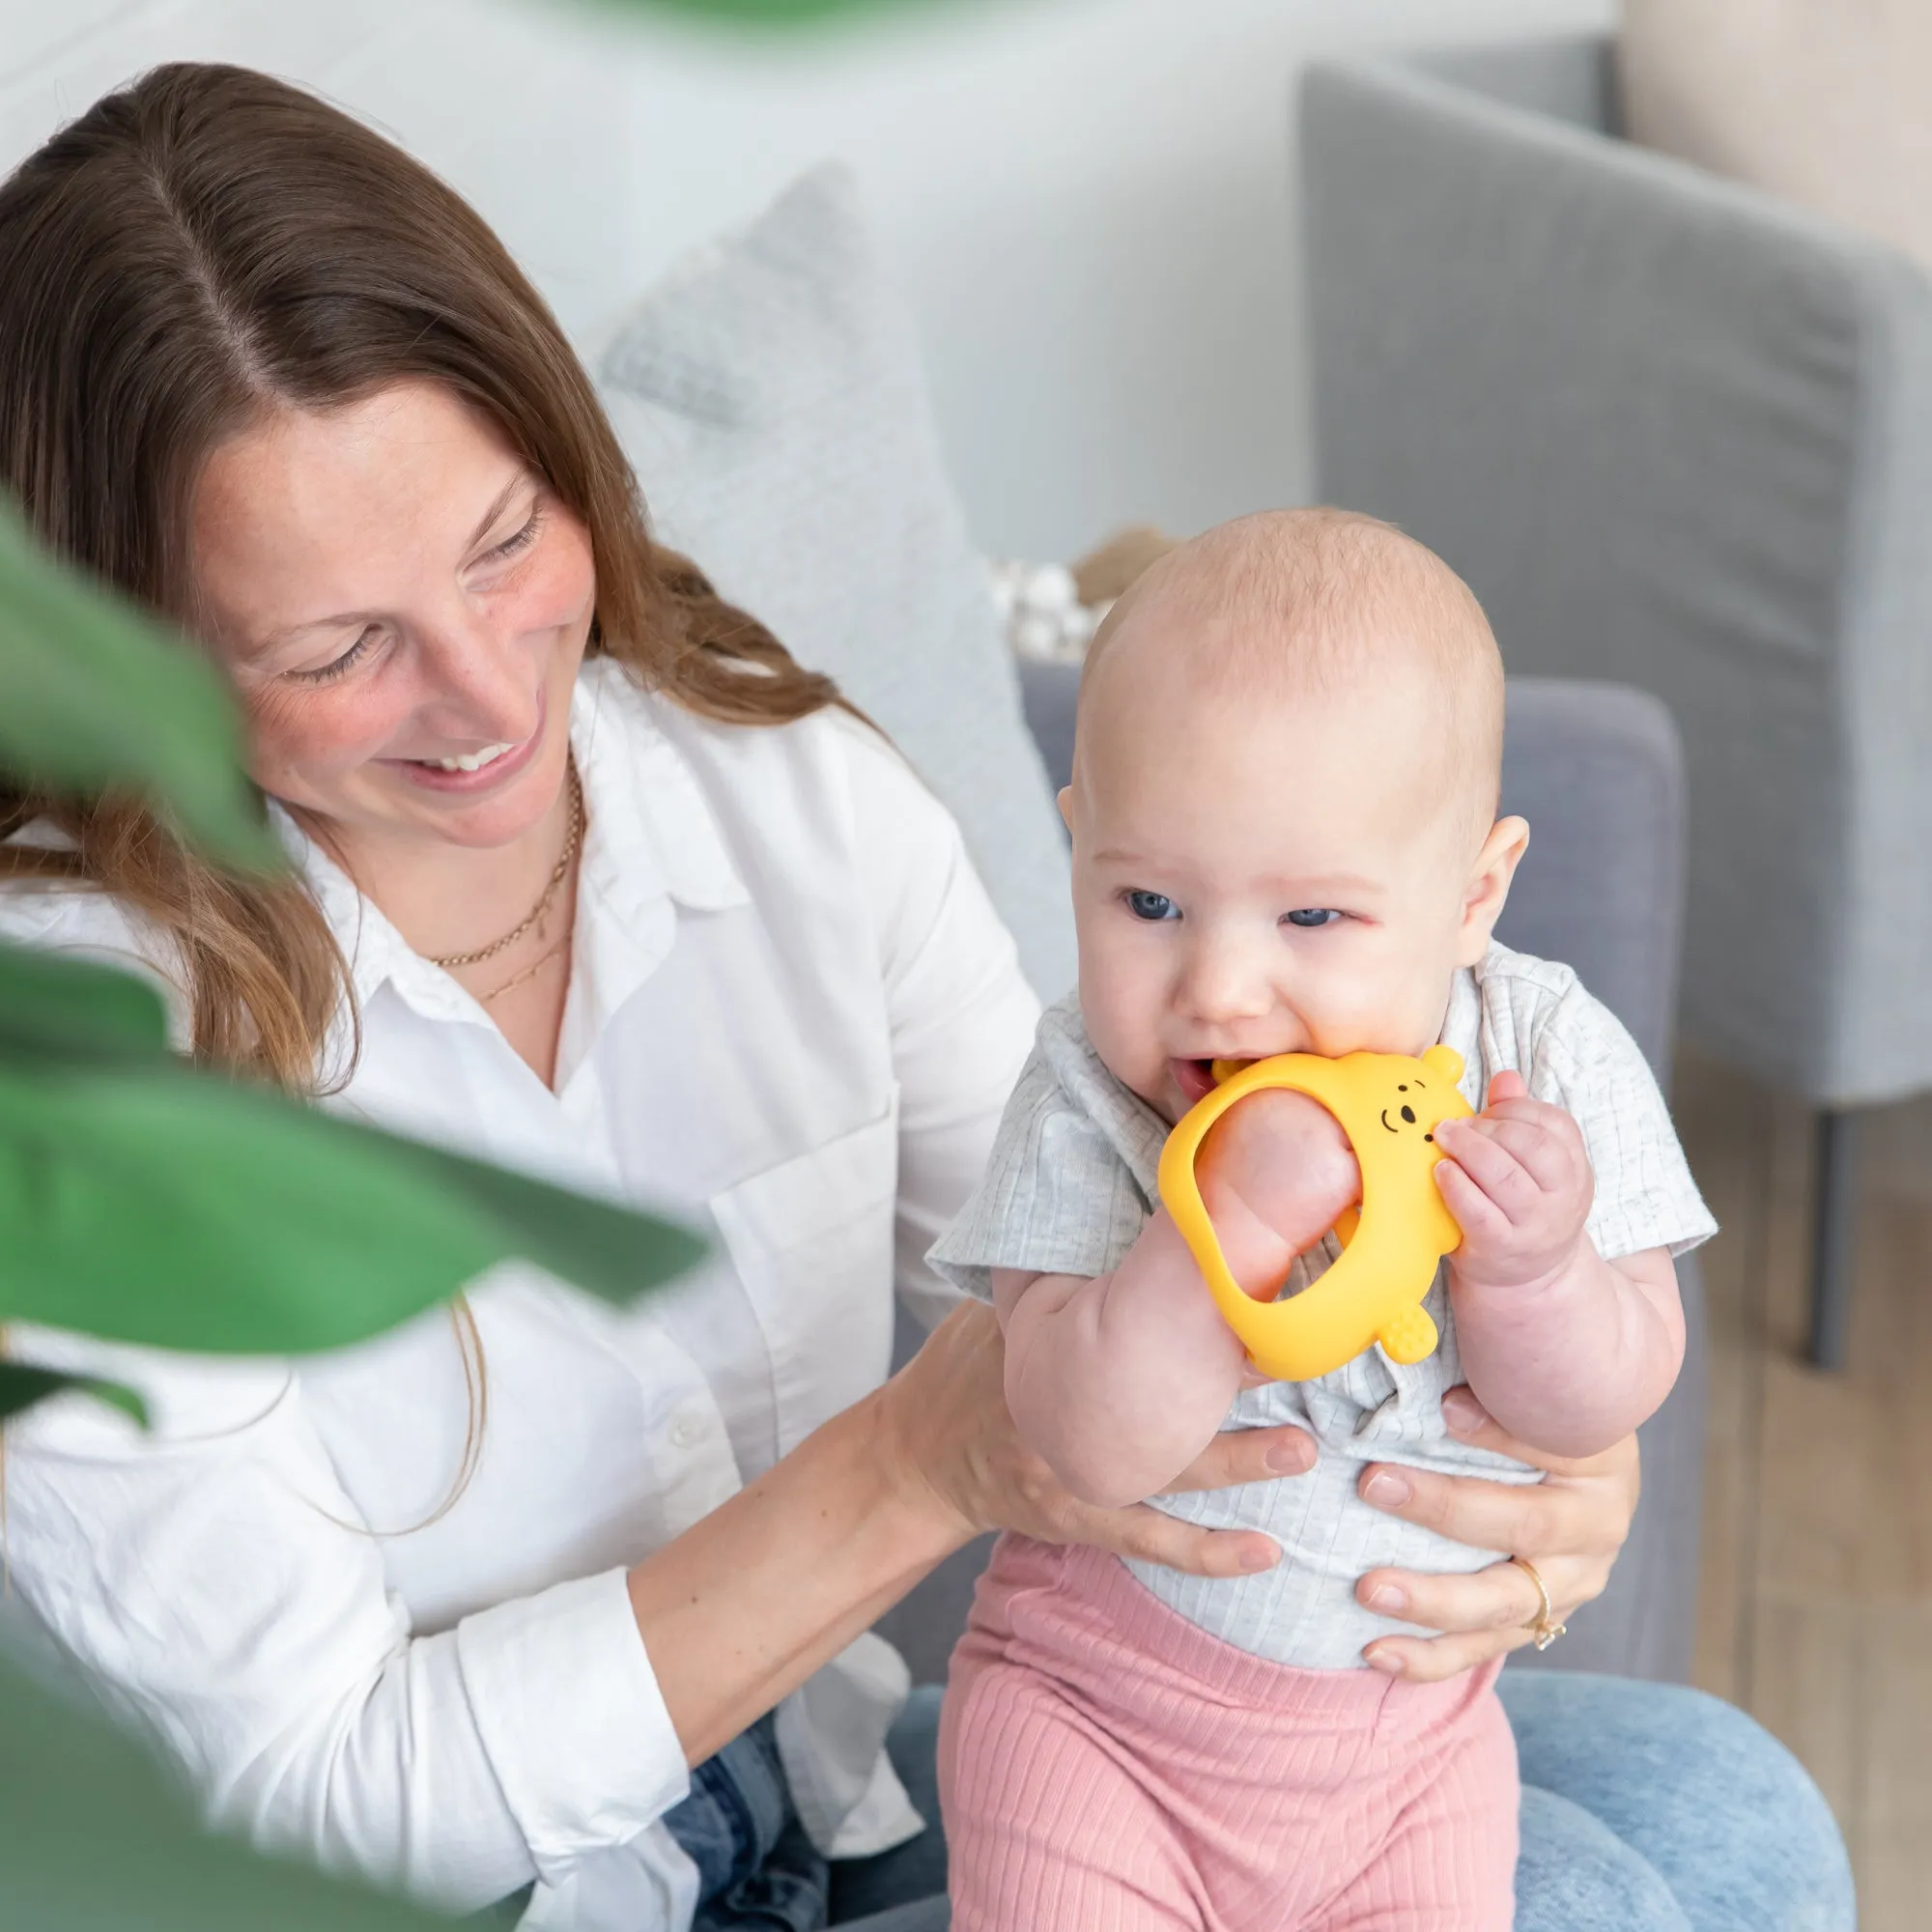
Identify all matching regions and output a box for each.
[1807,1108,1860,1371]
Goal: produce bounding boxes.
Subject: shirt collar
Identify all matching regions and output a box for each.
[278,657,749,1029]
[569,655,749,928]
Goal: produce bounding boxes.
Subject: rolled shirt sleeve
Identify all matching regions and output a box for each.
[457,1573,688,1885]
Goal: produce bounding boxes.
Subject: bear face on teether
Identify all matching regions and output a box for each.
[1158,1045,1474,1382]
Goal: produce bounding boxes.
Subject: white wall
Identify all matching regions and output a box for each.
[0,0,1610,558]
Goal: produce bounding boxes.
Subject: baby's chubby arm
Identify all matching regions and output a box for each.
[995,1093,1359,1511]
[1435,1071,1685,1458]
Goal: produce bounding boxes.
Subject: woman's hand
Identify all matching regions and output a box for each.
[882,1301,1313,1581]
[1353,1384,1639,1681]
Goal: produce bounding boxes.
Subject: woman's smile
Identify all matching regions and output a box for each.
[381,687,548,795]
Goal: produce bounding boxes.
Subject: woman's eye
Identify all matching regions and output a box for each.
[1125,891,1180,923]
[482,506,543,564]
[1284,907,1343,929]
[292,628,380,685]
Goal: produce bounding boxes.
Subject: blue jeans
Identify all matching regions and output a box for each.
[1500,1672,1855,1930]
[662,1713,831,1931]
[659,1693,945,1931]
[817,1671,1855,1931]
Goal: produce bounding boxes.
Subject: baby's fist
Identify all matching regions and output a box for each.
[1433,1070,1594,1293]
[1198,1088,1360,1277]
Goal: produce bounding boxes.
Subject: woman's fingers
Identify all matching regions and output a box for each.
[1361,1460,1604,1563]
[1357,1554,1588,1635]
[1360,1461,1631,1584]
[1346,1390,1642,1677]
[890,1302,1293,1580]
[1068,1504,1281,1579]
[1363,1622,1534,1682]
[1164,1423,1316,1492]
[1350,1387,1636,1680]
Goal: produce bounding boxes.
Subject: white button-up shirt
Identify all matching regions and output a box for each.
[0,658,1040,1930]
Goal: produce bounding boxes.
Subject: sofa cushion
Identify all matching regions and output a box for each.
[596,165,1074,1002]
[1620,0,1932,274]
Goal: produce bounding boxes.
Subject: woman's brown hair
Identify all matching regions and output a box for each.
[0,61,839,1090]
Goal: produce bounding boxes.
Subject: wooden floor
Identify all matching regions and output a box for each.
[1680,1049,1932,1929]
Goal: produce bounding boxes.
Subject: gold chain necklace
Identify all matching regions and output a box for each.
[428,765,582,971]
[479,929,573,1006]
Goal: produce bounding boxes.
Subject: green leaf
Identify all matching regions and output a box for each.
[587,0,965,24]
[386,1135,709,1306]
[0,941,171,1064]
[0,1056,702,1354]
[0,1360,149,1426]
[0,502,281,872]
[0,1651,455,1930]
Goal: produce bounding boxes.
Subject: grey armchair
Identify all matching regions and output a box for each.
[878,670,1708,1689]
[1300,34,1932,1365]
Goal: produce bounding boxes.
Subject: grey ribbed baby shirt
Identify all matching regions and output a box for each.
[928,942,1717,1669]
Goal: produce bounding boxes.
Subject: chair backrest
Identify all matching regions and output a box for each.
[1416,33,1621,136]
[1301,46,1932,1106]
[1018,662,1686,1080]
[1496,678,1686,1082]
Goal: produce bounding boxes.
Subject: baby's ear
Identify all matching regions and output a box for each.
[1456,815,1531,965]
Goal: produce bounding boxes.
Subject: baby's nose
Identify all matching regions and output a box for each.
[1178,950,1275,1025]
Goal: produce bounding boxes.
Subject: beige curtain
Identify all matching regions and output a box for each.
[1620,0,1932,273]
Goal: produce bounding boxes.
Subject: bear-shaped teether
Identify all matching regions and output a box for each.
[1155,1045,1474,1382]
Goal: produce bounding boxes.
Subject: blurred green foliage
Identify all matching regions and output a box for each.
[0,1651,457,1931]
[597,0,962,23]
[0,506,280,872]
[0,488,702,1917]
[0,1042,703,1354]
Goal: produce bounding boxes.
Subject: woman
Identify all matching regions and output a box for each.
[0,64,1849,1932]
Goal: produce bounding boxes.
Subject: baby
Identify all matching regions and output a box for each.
[928,510,1716,1929]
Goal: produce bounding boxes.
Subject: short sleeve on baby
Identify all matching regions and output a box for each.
[927,994,1168,1300]
[1450,945,1718,1263]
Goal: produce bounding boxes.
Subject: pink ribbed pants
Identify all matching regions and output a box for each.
[940,1536,1518,1931]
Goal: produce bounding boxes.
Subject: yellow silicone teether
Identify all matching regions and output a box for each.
[1156,1045,1474,1382]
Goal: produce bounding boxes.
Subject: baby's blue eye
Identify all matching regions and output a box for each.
[1125,891,1180,923]
[1284,908,1342,929]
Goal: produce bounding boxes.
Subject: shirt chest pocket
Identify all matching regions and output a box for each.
[708,1094,901,1459]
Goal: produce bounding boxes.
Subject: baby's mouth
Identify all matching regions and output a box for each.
[1171,1053,1287,1107]
[1170,1058,1222,1105]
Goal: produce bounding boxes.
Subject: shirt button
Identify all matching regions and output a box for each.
[668,1416,704,1450]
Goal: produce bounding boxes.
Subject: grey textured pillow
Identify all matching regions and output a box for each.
[596,165,1074,1002]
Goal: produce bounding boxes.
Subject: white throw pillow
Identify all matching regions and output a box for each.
[596,165,1074,1002]
[1620,0,1932,273]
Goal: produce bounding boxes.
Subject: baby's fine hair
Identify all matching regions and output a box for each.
[1084,507,1506,827]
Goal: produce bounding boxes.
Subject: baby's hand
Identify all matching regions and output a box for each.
[1197,1089,1360,1299]
[1433,1070,1593,1293]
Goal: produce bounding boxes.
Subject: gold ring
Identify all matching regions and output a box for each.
[1509,1555,1567,1651]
